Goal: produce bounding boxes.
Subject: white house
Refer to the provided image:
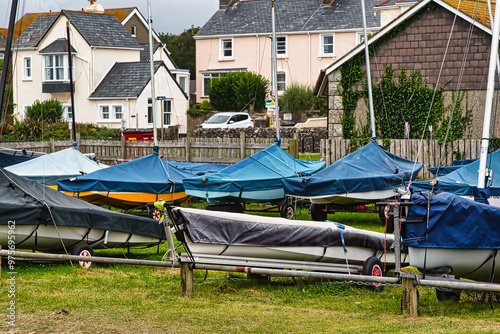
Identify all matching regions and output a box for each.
[11,5,189,135]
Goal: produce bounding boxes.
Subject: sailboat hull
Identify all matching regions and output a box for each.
[186,188,284,204]
[304,188,401,205]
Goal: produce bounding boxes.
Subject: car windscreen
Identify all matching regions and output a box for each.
[205,115,231,124]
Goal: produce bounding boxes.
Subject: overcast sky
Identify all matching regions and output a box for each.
[0,0,220,35]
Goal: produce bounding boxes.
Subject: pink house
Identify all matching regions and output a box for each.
[195,0,411,104]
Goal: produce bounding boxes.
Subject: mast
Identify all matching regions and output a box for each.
[0,0,19,133]
[66,21,77,145]
[478,0,500,188]
[360,0,376,139]
[271,0,280,142]
[147,0,159,151]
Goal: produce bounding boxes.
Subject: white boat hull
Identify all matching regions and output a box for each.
[186,188,285,204]
[0,224,162,252]
[293,187,402,205]
[409,247,500,283]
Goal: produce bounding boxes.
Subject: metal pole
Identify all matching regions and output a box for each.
[147,0,158,149]
[393,204,401,272]
[0,0,19,127]
[271,0,280,142]
[66,21,77,144]
[360,0,376,139]
[478,0,500,188]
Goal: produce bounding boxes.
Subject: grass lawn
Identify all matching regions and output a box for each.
[1,208,499,333]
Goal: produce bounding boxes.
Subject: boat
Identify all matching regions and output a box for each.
[168,161,229,176]
[0,168,166,255]
[57,153,193,210]
[182,142,325,204]
[401,0,500,286]
[0,150,34,167]
[427,157,478,176]
[402,191,500,283]
[5,147,108,188]
[282,140,423,220]
[171,206,406,268]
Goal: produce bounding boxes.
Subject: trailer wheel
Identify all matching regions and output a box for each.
[436,288,461,302]
[362,256,384,291]
[281,203,295,219]
[310,204,327,221]
[71,244,94,269]
[378,206,394,234]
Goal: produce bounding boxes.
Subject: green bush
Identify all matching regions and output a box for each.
[209,71,269,112]
[279,83,324,115]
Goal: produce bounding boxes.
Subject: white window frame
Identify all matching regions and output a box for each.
[320,34,335,57]
[63,104,73,122]
[113,105,123,120]
[23,56,32,80]
[147,98,154,125]
[276,36,287,58]
[219,38,234,61]
[162,100,172,126]
[43,54,68,82]
[131,25,137,37]
[178,76,187,93]
[202,74,212,97]
[277,71,286,96]
[99,105,110,121]
[357,32,365,45]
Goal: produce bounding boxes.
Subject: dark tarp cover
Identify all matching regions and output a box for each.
[403,191,500,249]
[182,143,325,201]
[411,149,500,196]
[58,153,193,194]
[282,141,423,197]
[0,151,33,167]
[427,165,463,176]
[172,207,394,251]
[169,161,229,176]
[0,168,166,239]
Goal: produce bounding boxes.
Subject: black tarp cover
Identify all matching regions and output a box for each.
[172,207,393,251]
[0,168,166,240]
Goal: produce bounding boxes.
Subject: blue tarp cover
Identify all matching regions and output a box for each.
[427,165,463,176]
[169,161,229,176]
[182,143,325,199]
[0,151,33,167]
[411,149,500,196]
[403,191,500,249]
[58,154,193,194]
[282,141,423,197]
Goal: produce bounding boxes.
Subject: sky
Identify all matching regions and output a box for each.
[0,0,220,35]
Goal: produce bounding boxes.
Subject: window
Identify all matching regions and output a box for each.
[148,98,153,124]
[114,106,122,120]
[179,76,186,93]
[220,38,233,60]
[277,36,287,56]
[64,105,73,121]
[23,56,32,80]
[357,33,365,45]
[277,72,286,95]
[100,106,110,120]
[203,74,212,97]
[163,100,172,126]
[321,34,334,55]
[131,25,137,37]
[44,55,66,81]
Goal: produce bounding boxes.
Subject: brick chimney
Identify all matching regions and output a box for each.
[323,0,335,5]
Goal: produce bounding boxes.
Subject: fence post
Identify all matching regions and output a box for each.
[185,137,191,163]
[240,131,246,160]
[401,275,418,317]
[289,134,299,158]
[50,137,55,152]
[121,135,127,161]
[180,262,194,297]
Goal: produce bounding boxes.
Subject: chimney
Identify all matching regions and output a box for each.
[323,0,335,5]
[220,0,239,8]
[85,0,104,14]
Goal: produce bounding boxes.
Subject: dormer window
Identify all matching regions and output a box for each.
[131,25,137,37]
[43,55,68,81]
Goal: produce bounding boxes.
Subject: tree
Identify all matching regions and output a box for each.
[209,71,269,112]
[160,26,199,81]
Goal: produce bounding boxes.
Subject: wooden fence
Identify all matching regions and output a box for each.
[1,136,483,180]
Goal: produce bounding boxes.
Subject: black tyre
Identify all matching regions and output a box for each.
[378,206,395,234]
[310,203,327,221]
[362,256,384,292]
[71,244,95,269]
[436,288,461,302]
[281,203,295,219]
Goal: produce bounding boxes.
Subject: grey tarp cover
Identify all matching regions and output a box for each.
[172,207,393,251]
[0,168,166,240]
